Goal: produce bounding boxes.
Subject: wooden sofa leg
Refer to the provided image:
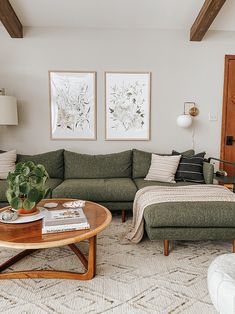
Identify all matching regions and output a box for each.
[122,209,125,223]
[164,240,169,256]
[233,240,235,253]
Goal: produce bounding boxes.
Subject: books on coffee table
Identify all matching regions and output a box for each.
[42,207,90,234]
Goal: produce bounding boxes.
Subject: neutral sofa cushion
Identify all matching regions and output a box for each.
[17,149,64,179]
[132,149,195,178]
[145,154,181,183]
[0,178,63,202]
[0,150,17,179]
[64,150,132,179]
[52,178,137,202]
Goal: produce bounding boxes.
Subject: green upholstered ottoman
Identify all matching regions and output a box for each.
[144,201,235,255]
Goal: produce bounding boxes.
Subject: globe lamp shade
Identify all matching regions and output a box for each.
[177,114,192,128]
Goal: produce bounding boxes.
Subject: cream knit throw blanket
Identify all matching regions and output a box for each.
[125,184,235,243]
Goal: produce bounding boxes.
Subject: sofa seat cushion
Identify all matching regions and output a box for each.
[134,178,196,190]
[144,201,235,228]
[0,178,62,202]
[44,178,63,198]
[52,178,137,202]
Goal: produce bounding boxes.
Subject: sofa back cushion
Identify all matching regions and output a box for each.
[64,150,132,179]
[17,149,64,179]
[132,149,195,178]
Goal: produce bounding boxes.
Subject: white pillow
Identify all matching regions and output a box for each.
[145,154,181,183]
[0,150,17,179]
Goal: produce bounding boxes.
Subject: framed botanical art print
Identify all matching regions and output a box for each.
[49,71,96,140]
[105,72,151,140]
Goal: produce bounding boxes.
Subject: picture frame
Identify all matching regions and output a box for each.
[49,71,97,140]
[105,72,151,141]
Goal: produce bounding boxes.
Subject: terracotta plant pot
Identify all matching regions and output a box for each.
[17,205,38,216]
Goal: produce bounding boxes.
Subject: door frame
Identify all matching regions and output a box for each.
[220,55,235,161]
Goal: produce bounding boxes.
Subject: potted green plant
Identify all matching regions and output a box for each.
[6,161,49,215]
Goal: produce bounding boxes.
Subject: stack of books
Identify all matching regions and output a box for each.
[42,207,90,234]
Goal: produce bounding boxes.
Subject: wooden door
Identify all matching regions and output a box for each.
[221,55,235,175]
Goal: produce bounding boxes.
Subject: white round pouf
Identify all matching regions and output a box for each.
[208,253,235,314]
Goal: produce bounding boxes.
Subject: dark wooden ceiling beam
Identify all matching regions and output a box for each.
[190,0,226,41]
[0,0,23,38]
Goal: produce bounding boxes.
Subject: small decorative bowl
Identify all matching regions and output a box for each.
[44,202,58,209]
[2,209,18,222]
[63,200,85,208]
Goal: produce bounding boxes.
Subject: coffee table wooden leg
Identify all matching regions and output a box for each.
[86,235,96,279]
[68,236,96,279]
[0,249,36,272]
[68,243,88,269]
[0,236,97,280]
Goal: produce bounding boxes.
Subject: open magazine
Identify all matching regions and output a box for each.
[42,207,90,234]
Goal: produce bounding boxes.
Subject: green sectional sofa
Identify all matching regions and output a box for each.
[3,148,228,255]
[0,148,214,212]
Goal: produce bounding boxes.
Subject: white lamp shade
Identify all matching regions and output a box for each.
[177,114,192,128]
[0,96,18,125]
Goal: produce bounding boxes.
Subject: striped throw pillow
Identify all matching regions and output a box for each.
[145,154,181,183]
[172,151,206,183]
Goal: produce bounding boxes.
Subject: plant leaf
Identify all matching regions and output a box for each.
[23,199,35,210]
[10,197,23,210]
[28,188,40,202]
[22,166,30,176]
[19,182,30,195]
[5,190,13,203]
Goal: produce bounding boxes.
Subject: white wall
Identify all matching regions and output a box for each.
[0,27,235,157]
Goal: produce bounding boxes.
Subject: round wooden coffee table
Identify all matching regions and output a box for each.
[0,199,112,280]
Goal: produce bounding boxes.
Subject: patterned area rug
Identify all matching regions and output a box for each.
[0,215,230,314]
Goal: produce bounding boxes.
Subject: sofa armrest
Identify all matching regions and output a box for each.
[203,162,214,184]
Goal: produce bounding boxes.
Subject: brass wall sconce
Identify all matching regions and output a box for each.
[177,102,199,128]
